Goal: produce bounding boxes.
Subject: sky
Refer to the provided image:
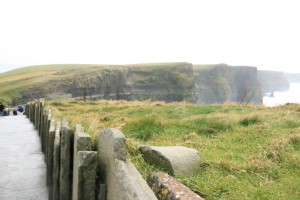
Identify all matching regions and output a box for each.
[0,0,300,73]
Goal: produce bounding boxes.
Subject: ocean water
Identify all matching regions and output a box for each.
[263,83,300,107]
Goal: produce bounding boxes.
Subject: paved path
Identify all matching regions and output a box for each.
[0,115,48,200]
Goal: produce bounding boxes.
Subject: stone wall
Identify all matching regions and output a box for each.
[25,100,158,200]
[96,128,157,200]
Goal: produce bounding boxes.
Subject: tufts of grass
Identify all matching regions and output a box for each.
[193,118,233,136]
[239,116,261,126]
[279,103,300,112]
[186,105,222,115]
[290,134,300,150]
[50,101,67,107]
[280,120,300,129]
[102,106,128,112]
[101,115,111,122]
[123,117,164,141]
[84,101,99,105]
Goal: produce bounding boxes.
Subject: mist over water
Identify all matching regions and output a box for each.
[263,83,300,107]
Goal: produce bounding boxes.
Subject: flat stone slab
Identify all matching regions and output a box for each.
[0,115,48,200]
[147,172,205,200]
[139,146,200,176]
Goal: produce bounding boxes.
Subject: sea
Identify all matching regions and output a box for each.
[263,83,300,107]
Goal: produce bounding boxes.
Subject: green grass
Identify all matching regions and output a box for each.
[239,116,261,126]
[126,62,191,69]
[123,117,164,141]
[193,64,217,71]
[48,100,300,200]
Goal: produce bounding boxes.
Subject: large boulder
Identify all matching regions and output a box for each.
[139,146,200,176]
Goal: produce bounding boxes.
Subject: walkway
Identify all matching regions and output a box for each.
[0,115,48,200]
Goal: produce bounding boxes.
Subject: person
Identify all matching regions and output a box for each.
[0,102,5,116]
[13,109,18,115]
[17,105,24,113]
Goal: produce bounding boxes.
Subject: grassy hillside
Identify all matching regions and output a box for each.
[48,100,300,200]
[0,64,112,104]
[0,63,190,105]
[127,62,191,69]
[193,64,217,71]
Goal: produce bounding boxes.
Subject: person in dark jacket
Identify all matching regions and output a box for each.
[17,105,24,113]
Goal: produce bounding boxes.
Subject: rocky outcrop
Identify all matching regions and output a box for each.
[13,63,196,105]
[11,63,291,106]
[70,69,131,100]
[258,70,290,93]
[128,63,195,102]
[194,64,262,104]
[70,62,195,102]
[13,79,73,105]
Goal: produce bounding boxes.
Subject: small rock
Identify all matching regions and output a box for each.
[139,145,200,176]
[147,172,205,200]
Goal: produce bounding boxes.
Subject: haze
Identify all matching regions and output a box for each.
[1,0,299,73]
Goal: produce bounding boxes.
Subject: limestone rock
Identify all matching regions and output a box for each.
[75,151,97,200]
[53,122,61,200]
[139,146,200,176]
[147,172,205,200]
[60,118,72,200]
[96,128,157,200]
[47,119,56,200]
[72,124,93,200]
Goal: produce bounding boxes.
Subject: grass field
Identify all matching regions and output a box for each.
[48,100,300,200]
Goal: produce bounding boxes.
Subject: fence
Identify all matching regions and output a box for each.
[25,100,157,200]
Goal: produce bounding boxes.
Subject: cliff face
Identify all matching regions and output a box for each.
[257,70,290,93]
[194,64,262,104]
[13,63,196,105]
[11,63,285,106]
[70,69,131,100]
[70,62,196,102]
[128,63,195,102]
[284,73,300,83]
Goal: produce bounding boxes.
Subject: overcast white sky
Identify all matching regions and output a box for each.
[0,0,299,73]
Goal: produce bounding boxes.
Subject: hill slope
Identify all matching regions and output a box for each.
[0,63,196,105]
